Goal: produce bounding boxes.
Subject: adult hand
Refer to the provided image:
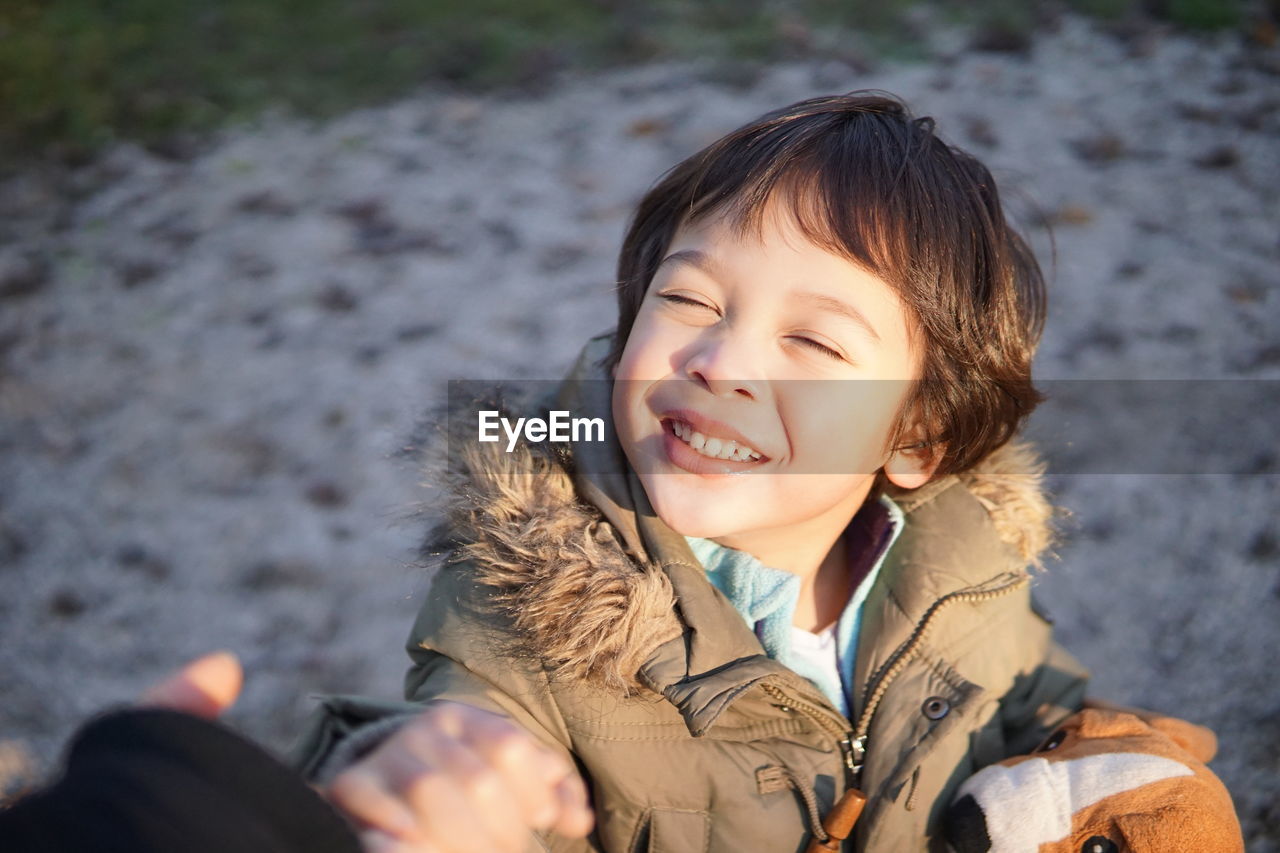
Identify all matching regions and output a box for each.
[325,701,593,853]
[137,651,244,719]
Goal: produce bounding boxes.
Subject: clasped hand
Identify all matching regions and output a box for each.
[143,654,594,853]
[326,701,594,853]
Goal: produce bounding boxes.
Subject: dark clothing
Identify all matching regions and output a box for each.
[0,708,360,853]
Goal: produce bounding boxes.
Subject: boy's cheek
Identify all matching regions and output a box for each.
[779,389,901,474]
[620,347,669,383]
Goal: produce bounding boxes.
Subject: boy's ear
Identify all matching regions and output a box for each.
[883,427,942,491]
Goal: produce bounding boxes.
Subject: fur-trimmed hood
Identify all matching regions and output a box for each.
[419,335,1057,697]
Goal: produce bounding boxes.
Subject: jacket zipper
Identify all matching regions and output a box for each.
[763,572,1030,790]
[846,572,1029,783]
[759,683,853,787]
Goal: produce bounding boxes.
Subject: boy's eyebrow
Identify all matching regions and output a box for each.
[795,292,882,343]
[658,249,882,343]
[658,249,721,278]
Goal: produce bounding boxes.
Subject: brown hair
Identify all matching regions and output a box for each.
[604,91,1046,479]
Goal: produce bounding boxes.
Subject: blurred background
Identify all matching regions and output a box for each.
[1,0,1278,848]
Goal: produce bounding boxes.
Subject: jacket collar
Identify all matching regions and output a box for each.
[431,334,1056,733]
[686,493,904,714]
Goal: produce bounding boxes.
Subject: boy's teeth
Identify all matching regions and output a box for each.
[673,422,761,461]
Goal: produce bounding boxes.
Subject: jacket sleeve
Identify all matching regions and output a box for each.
[993,608,1091,757]
[399,559,578,759]
[288,669,571,853]
[290,652,575,785]
[292,560,574,776]
[289,567,582,853]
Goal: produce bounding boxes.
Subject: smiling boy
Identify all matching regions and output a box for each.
[297,93,1091,852]
[611,193,930,636]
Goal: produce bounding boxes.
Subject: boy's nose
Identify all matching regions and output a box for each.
[682,335,766,400]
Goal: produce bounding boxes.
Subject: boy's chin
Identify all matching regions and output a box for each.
[646,494,747,540]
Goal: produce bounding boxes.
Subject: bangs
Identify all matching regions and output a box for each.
[678,101,953,297]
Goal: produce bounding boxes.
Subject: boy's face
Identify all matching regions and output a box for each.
[610,196,933,551]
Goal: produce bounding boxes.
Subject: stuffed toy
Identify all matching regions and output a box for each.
[945,701,1244,853]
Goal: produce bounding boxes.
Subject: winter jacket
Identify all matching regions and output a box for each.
[293,334,1090,852]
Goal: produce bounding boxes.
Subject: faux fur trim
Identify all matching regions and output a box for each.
[422,398,1055,691]
[425,412,679,694]
[955,440,1057,569]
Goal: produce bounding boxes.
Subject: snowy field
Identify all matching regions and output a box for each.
[1,15,1277,848]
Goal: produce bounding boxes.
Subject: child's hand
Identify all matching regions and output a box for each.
[325,701,593,853]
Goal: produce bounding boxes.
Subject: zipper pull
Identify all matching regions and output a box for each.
[804,736,869,852]
[803,787,868,853]
[839,735,867,784]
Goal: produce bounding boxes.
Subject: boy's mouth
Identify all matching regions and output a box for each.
[669,419,764,462]
[658,410,770,471]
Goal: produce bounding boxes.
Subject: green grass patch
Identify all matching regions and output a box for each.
[0,0,1255,166]
[1065,0,1243,27]
[1166,0,1244,29]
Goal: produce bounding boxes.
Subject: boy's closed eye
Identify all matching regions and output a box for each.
[786,334,846,361]
[658,291,718,312]
[657,291,851,363]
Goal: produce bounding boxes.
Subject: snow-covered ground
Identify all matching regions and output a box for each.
[1,15,1277,847]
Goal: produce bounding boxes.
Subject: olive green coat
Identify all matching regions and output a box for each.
[295,337,1089,852]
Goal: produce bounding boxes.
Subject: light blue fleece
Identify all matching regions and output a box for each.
[685,494,904,718]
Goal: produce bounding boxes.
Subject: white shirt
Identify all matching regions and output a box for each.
[789,622,847,716]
